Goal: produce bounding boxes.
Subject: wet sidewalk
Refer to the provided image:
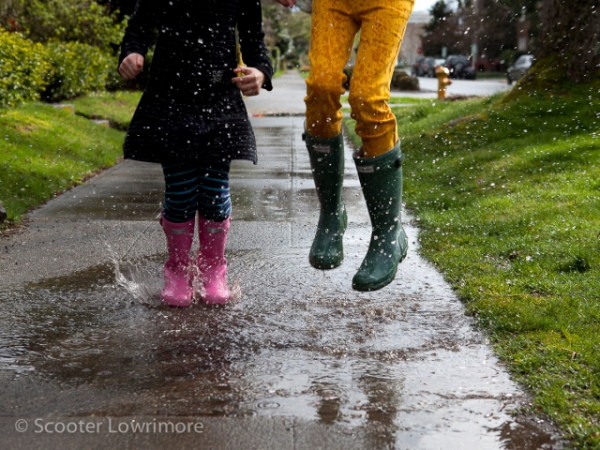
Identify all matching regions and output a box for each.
[0,72,561,449]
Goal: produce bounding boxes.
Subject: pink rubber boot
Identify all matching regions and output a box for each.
[160,214,195,307]
[197,216,231,305]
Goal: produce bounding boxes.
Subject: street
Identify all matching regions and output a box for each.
[414,75,511,97]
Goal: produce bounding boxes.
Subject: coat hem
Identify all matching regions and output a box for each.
[124,154,258,165]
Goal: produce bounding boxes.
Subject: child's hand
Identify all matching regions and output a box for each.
[275,0,296,6]
[231,67,266,97]
[119,53,145,80]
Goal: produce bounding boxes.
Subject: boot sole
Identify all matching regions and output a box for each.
[309,254,344,270]
[352,246,408,292]
[309,208,348,270]
[161,296,193,307]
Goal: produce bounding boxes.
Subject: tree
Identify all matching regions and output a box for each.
[12,0,126,51]
[285,10,311,67]
[261,0,312,69]
[262,0,293,60]
[421,1,467,56]
[96,0,137,20]
[0,0,24,31]
[466,0,516,68]
[500,0,540,41]
[535,0,600,83]
[424,0,453,34]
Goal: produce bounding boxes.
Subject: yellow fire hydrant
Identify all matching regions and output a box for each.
[436,66,452,100]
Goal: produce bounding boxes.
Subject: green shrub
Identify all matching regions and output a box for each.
[0,31,121,105]
[17,0,126,51]
[43,41,120,101]
[391,70,419,91]
[0,29,50,108]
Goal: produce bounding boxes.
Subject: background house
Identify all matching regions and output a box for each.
[398,10,431,67]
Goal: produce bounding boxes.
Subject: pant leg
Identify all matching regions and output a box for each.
[305,0,360,138]
[162,162,199,223]
[348,0,414,157]
[162,161,231,223]
[195,161,232,223]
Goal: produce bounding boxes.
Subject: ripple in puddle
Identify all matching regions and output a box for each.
[0,250,563,449]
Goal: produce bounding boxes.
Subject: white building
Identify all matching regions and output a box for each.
[398,11,431,67]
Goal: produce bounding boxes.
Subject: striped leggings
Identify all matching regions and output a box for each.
[161,161,231,223]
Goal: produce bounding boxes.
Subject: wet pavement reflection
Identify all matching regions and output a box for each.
[0,117,562,449]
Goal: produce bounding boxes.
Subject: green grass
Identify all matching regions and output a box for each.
[71,90,142,130]
[0,102,125,228]
[474,72,507,80]
[345,77,600,447]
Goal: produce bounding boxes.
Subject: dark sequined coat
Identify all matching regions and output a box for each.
[119,0,273,164]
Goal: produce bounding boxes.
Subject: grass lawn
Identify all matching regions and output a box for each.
[71,90,142,130]
[345,77,600,447]
[0,102,125,229]
[475,72,507,80]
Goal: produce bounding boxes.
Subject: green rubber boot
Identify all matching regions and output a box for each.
[352,142,408,291]
[303,130,348,270]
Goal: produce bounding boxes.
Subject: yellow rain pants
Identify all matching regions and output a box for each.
[305,0,415,157]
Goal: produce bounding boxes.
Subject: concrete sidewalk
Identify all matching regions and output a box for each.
[244,71,307,115]
[0,72,561,449]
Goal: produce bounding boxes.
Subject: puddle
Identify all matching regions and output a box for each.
[0,246,561,448]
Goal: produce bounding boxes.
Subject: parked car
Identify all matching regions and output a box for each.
[424,57,446,77]
[417,57,433,77]
[445,55,476,80]
[412,57,447,77]
[506,54,533,85]
[411,56,425,77]
[428,58,446,77]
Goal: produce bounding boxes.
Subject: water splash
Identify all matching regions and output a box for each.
[111,243,242,308]
[114,257,162,307]
[193,271,242,306]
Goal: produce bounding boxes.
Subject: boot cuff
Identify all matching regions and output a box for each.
[304,126,344,155]
[353,141,404,173]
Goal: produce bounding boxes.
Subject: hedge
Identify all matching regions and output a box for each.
[391,70,419,91]
[0,30,50,107]
[43,41,119,101]
[0,29,119,108]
